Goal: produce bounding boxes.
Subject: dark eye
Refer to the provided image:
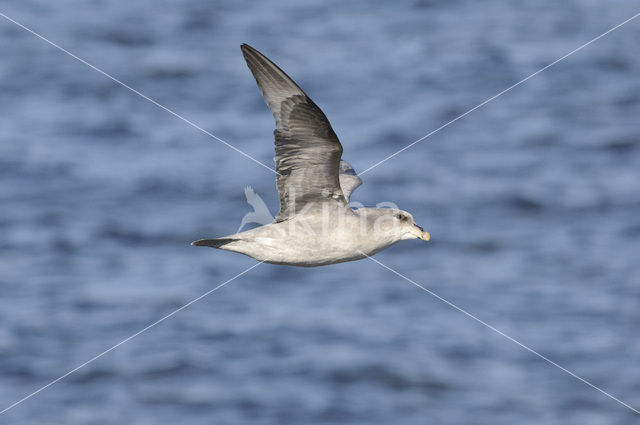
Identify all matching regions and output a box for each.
[395,213,405,221]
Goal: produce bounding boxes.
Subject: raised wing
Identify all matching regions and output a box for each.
[241,44,346,222]
[338,160,362,201]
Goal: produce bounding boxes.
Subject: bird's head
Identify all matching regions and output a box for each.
[391,209,430,242]
[362,208,430,242]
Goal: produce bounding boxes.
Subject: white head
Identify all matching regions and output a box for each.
[359,208,430,243]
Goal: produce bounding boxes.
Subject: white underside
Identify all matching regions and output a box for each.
[218,206,399,267]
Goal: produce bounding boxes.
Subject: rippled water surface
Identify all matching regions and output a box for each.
[1,1,640,424]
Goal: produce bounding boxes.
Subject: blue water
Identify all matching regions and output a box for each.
[1,1,640,424]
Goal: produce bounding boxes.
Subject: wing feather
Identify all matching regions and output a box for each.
[338,160,363,201]
[241,44,346,221]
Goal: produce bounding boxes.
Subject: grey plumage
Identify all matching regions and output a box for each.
[241,44,346,221]
[338,160,363,201]
[192,44,429,267]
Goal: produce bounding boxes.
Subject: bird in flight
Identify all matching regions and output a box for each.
[192,44,430,266]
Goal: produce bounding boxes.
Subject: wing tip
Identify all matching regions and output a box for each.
[240,43,259,59]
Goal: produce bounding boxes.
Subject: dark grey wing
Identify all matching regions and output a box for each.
[241,44,345,222]
[338,160,362,201]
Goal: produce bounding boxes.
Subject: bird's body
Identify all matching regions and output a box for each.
[210,205,422,267]
[192,44,430,266]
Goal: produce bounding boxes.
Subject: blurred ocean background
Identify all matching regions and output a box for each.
[1,1,640,424]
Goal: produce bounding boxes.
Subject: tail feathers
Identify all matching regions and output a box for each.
[191,238,236,248]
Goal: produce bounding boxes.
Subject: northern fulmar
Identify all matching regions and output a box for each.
[192,44,430,266]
